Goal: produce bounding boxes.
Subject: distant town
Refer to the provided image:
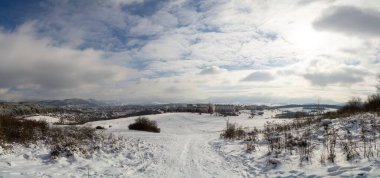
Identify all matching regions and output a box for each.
[0,98,341,124]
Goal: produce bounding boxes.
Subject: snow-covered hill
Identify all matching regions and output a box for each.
[1,112,379,177]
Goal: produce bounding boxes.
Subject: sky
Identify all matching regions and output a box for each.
[0,0,379,104]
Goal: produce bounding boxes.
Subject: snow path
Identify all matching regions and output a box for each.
[88,113,268,178]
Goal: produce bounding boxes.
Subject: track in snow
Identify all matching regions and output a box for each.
[90,113,246,178]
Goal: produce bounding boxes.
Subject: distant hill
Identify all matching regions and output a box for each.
[35,98,100,107]
[0,102,61,116]
[273,104,342,109]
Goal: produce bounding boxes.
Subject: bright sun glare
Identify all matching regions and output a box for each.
[290,24,325,52]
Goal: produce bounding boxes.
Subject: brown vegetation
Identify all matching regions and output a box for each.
[0,115,48,144]
[220,121,246,140]
[128,117,161,133]
[0,115,120,159]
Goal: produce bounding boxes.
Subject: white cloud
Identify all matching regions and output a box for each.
[199,66,227,75]
[241,71,275,82]
[303,67,368,86]
[138,34,190,61]
[110,0,145,6]
[0,23,131,100]
[1,0,379,104]
[129,18,165,36]
[298,0,336,6]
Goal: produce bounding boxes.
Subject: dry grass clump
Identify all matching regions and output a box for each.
[225,112,380,166]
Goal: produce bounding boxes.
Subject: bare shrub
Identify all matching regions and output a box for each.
[0,116,124,160]
[128,117,160,133]
[245,127,259,152]
[339,97,363,114]
[326,128,338,163]
[341,129,359,161]
[298,129,316,163]
[360,120,376,159]
[95,126,105,129]
[220,121,246,140]
[320,152,326,165]
[263,123,283,156]
[0,115,48,144]
[284,132,295,155]
[364,94,380,112]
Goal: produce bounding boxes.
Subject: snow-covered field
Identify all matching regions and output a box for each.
[85,112,289,178]
[24,115,60,124]
[1,112,379,177]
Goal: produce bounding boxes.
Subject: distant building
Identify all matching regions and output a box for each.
[185,104,236,114]
[208,104,215,113]
[215,104,235,113]
[187,104,197,112]
[196,104,210,113]
[186,104,215,113]
[234,105,245,111]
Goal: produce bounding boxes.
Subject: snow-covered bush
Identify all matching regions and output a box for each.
[47,126,106,159]
[46,126,127,159]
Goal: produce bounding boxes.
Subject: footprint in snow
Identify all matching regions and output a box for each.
[359,166,372,171]
[327,166,340,172]
[328,170,346,176]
